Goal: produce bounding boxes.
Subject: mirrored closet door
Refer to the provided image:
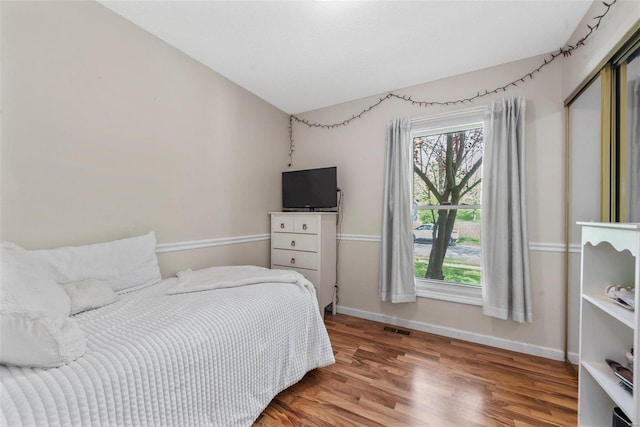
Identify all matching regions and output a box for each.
[566,75,605,362]
[565,31,640,363]
[620,46,640,222]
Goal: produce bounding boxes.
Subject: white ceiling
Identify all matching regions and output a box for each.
[98,1,593,114]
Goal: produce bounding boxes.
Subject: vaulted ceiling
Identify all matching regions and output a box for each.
[99,1,592,114]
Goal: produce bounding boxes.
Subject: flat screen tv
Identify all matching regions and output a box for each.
[282,167,337,211]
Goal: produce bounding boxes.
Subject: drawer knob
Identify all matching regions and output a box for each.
[290,258,296,265]
[302,224,307,230]
[291,240,296,247]
[280,223,285,229]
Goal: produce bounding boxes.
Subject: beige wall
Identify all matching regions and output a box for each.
[293,54,567,354]
[3,0,636,358]
[295,0,638,355]
[1,1,289,275]
[562,0,640,99]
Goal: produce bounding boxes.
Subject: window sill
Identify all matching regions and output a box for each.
[415,278,482,306]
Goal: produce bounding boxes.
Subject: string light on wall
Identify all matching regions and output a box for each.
[287,0,617,167]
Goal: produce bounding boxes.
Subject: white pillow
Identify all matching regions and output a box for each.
[0,308,86,368]
[30,232,162,294]
[1,242,71,317]
[1,243,85,368]
[63,279,118,315]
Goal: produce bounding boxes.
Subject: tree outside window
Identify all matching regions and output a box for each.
[412,123,483,286]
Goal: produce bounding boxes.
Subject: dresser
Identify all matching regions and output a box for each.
[269,212,337,318]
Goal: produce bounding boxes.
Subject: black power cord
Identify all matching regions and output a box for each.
[334,189,344,309]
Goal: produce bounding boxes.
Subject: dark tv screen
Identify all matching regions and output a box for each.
[282,167,337,210]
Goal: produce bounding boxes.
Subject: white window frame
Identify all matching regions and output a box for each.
[411,107,484,306]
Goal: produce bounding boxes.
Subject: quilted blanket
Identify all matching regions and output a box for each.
[0,275,335,426]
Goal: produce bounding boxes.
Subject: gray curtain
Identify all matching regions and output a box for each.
[379,118,416,303]
[628,78,640,222]
[481,97,532,323]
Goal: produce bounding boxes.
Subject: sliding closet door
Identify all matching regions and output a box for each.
[620,47,640,222]
[566,76,603,362]
[565,30,640,364]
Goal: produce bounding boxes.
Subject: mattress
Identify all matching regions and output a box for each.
[0,277,335,426]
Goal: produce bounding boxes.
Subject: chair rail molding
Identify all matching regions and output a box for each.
[156,233,569,254]
[156,234,270,253]
[339,234,569,253]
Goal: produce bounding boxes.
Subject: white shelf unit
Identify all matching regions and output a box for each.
[269,212,337,318]
[578,222,640,426]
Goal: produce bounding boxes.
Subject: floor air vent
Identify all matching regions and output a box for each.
[383,326,411,336]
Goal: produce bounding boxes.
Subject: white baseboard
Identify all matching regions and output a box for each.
[567,352,579,365]
[335,305,566,361]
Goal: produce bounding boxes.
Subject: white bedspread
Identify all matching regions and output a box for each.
[0,275,335,426]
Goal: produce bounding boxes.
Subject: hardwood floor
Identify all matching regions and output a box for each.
[255,314,578,427]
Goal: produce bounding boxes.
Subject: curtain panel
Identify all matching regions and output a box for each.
[481,97,532,323]
[379,118,416,303]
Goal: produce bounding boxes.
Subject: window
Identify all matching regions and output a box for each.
[411,109,484,304]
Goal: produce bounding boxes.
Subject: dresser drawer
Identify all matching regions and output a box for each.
[293,217,317,234]
[271,216,294,233]
[271,215,318,234]
[272,233,318,252]
[272,249,318,270]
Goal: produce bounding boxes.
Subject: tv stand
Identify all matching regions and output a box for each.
[269,212,337,318]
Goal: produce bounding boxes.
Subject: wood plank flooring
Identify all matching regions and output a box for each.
[255,314,578,427]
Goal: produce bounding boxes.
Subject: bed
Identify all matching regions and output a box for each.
[0,235,335,426]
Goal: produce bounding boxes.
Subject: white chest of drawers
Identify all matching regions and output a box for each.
[269,212,337,317]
